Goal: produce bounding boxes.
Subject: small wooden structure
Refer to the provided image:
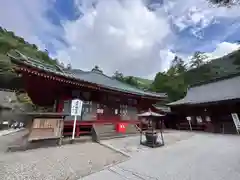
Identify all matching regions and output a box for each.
[25,112,68,144]
[138,110,165,148]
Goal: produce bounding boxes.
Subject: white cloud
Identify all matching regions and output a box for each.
[1,0,240,78]
[159,49,176,72]
[166,0,240,37]
[205,41,240,59]
[56,0,240,77]
[0,0,60,50]
[145,49,175,79]
[56,0,171,77]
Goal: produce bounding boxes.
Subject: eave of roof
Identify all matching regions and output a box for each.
[67,69,166,98]
[190,71,240,88]
[168,74,240,106]
[153,105,171,112]
[8,51,167,100]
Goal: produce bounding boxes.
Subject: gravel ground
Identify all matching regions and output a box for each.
[101,130,195,156]
[0,129,28,153]
[0,128,24,137]
[83,133,240,180]
[0,134,127,180]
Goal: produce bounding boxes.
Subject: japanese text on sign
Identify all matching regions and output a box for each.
[71,99,83,116]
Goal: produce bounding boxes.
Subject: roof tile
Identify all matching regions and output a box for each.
[8,51,166,99]
[168,74,240,106]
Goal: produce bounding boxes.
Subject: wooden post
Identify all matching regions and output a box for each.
[186,117,192,131]
[152,118,154,147]
[72,115,77,140]
[222,123,225,134]
[188,120,192,131]
[140,120,142,144]
[160,119,164,145]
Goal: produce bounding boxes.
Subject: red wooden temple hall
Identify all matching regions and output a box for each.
[8,51,167,137]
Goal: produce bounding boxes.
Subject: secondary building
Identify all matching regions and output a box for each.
[168,72,240,134]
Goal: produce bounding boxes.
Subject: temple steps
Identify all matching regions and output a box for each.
[92,124,139,142]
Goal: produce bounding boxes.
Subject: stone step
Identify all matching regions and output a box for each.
[99,133,139,140]
[92,124,138,142]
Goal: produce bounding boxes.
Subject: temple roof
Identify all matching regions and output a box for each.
[138,111,164,117]
[8,51,167,99]
[138,109,165,117]
[168,73,240,106]
[68,69,166,98]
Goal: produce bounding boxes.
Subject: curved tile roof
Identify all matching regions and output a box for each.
[68,69,166,98]
[8,51,167,99]
[168,74,240,106]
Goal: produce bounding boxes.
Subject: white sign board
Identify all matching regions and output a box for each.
[71,99,83,116]
[71,99,83,140]
[186,116,191,121]
[231,113,240,133]
[186,116,192,131]
[196,116,203,123]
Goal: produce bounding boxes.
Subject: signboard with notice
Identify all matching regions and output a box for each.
[71,99,83,140]
[71,99,83,116]
[231,113,240,134]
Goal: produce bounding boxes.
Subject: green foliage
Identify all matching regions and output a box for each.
[113,71,124,81]
[16,92,33,104]
[113,71,140,88]
[0,27,59,90]
[124,76,139,87]
[130,77,153,90]
[189,51,207,68]
[1,27,240,106]
[151,56,188,101]
[233,49,240,68]
[151,51,240,102]
[170,56,186,74]
[112,50,240,103]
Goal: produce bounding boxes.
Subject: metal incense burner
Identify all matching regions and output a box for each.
[138,109,165,148]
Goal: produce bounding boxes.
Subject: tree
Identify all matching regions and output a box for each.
[233,49,240,69]
[190,51,208,69]
[112,71,139,88]
[32,44,38,50]
[169,56,187,75]
[0,55,12,74]
[151,56,188,101]
[124,76,139,87]
[113,71,124,81]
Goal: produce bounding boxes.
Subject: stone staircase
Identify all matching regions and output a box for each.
[92,123,139,142]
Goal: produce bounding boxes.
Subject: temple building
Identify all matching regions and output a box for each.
[168,72,240,134]
[8,51,167,137]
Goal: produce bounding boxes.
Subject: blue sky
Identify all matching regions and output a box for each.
[0,0,240,78]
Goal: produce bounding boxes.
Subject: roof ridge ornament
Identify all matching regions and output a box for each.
[91,65,103,74]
